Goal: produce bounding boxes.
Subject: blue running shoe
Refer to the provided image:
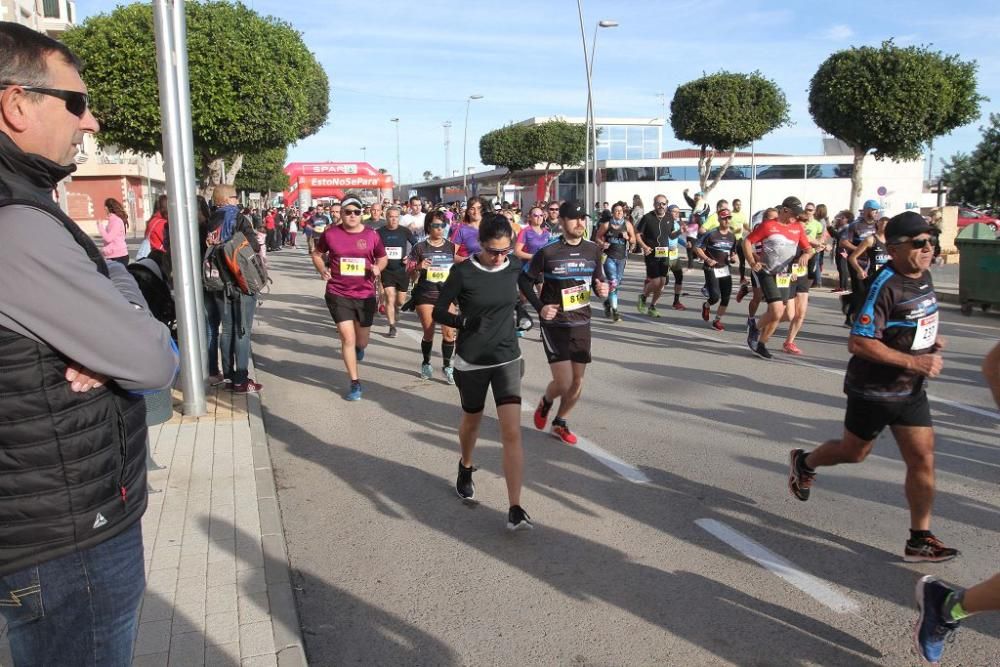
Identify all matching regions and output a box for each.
[914,575,960,665]
[345,381,362,401]
[356,346,366,362]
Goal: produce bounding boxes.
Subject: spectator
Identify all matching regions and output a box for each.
[97,197,129,265]
[0,22,178,664]
[145,193,169,253]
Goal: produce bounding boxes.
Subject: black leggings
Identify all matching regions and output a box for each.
[847,266,867,319]
[686,241,698,268]
[453,359,523,414]
[735,243,746,281]
[836,251,850,291]
[703,267,732,307]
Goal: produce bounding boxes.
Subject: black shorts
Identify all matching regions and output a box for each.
[381,269,409,292]
[325,293,377,327]
[413,285,443,307]
[644,254,669,279]
[794,272,811,295]
[844,393,932,441]
[754,270,791,304]
[540,324,592,364]
[454,359,524,414]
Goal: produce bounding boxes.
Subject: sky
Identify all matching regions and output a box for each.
[79,0,1000,185]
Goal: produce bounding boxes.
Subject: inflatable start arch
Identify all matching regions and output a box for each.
[283,162,395,207]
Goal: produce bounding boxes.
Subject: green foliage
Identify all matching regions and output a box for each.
[530,119,586,169]
[670,72,789,151]
[63,1,329,170]
[808,41,982,160]
[478,123,537,173]
[234,146,290,193]
[941,113,1000,209]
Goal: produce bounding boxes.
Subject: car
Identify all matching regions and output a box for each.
[957,207,998,233]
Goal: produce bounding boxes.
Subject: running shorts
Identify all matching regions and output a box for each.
[325,293,376,327]
[794,273,811,295]
[380,269,409,292]
[644,254,669,279]
[540,324,592,364]
[754,270,791,304]
[844,393,932,441]
[453,359,524,414]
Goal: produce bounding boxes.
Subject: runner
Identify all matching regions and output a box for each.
[544,199,561,234]
[376,206,416,338]
[788,211,958,563]
[514,205,552,333]
[452,196,485,259]
[781,208,825,355]
[407,210,457,382]
[635,197,686,316]
[431,213,532,531]
[736,208,777,341]
[848,215,891,289]
[742,197,815,359]
[594,201,637,322]
[519,201,609,445]
[311,195,387,401]
[842,199,881,325]
[694,207,737,330]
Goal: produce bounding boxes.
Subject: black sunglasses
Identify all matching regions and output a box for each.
[0,84,89,117]
[547,207,560,212]
[481,246,513,257]
[342,208,362,216]
[429,222,446,229]
[891,237,933,249]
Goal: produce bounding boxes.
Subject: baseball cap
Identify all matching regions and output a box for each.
[718,208,732,218]
[559,200,587,219]
[666,204,679,211]
[494,202,502,210]
[886,211,935,243]
[341,195,363,209]
[780,196,804,215]
[863,199,881,210]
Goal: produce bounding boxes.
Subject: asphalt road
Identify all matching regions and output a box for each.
[252,245,998,666]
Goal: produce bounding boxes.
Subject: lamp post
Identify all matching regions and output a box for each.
[462,95,483,199]
[588,19,618,216]
[360,146,366,163]
[443,121,452,177]
[390,118,400,199]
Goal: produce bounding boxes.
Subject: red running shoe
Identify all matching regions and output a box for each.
[701,302,710,321]
[552,423,578,445]
[783,341,802,355]
[711,318,724,331]
[736,283,750,303]
[672,301,686,311]
[533,397,551,430]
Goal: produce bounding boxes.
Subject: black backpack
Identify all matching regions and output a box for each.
[128,253,177,339]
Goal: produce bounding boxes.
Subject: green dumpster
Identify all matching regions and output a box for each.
[955,223,1000,315]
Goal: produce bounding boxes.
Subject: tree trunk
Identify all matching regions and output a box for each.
[698,146,711,193]
[224,153,244,185]
[703,150,737,197]
[850,148,867,214]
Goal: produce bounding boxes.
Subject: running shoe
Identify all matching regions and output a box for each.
[456,461,477,501]
[905,535,960,563]
[788,448,815,501]
[637,294,648,314]
[701,302,710,321]
[443,365,455,385]
[604,301,612,318]
[378,303,386,315]
[736,283,750,303]
[753,341,773,359]
[517,314,534,332]
[507,505,534,531]
[672,301,686,311]
[533,397,552,430]
[783,341,802,355]
[208,373,229,387]
[387,325,397,338]
[344,381,362,402]
[552,422,578,445]
[648,306,661,318]
[420,363,433,380]
[914,576,961,664]
[232,379,263,394]
[356,347,366,362]
[711,318,724,331]
[700,285,710,298]
[612,308,621,322]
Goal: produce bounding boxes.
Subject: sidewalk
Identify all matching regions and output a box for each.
[0,382,307,667]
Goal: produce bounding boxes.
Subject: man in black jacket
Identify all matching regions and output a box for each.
[0,23,178,665]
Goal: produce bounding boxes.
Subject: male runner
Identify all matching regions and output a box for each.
[519,201,608,444]
[695,208,737,330]
[841,199,880,325]
[401,196,425,240]
[376,206,416,338]
[788,211,958,563]
[635,197,686,316]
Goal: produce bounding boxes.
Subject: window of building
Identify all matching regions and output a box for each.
[806,164,854,179]
[708,165,752,180]
[43,0,61,18]
[596,124,661,161]
[602,167,655,182]
[756,164,805,179]
[656,166,698,181]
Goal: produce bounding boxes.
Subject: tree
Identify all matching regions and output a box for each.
[62,1,329,189]
[670,72,789,196]
[809,40,983,211]
[941,113,1000,210]
[422,170,433,181]
[530,119,586,200]
[234,147,290,195]
[479,123,537,195]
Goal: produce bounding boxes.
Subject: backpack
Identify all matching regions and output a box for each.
[202,222,228,292]
[221,229,269,295]
[128,255,177,339]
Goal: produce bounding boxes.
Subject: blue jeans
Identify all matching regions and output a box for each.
[0,521,145,666]
[206,290,225,376]
[221,290,257,385]
[603,256,627,309]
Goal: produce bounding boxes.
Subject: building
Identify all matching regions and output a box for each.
[1,0,75,35]
[403,116,925,217]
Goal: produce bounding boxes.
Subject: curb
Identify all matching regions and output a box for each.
[817,273,960,305]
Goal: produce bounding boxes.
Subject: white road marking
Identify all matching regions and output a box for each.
[695,518,860,614]
[521,402,650,484]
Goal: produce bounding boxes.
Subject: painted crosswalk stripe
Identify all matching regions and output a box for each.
[695,518,860,613]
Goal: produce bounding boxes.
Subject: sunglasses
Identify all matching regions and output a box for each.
[531,212,544,217]
[342,209,362,216]
[548,207,559,212]
[481,246,513,257]
[0,84,90,117]
[429,222,446,229]
[654,202,667,207]
[891,237,933,249]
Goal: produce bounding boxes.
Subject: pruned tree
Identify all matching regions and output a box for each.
[530,119,586,200]
[422,170,433,181]
[478,123,537,194]
[234,147,290,195]
[62,1,329,190]
[941,114,1000,211]
[809,40,983,211]
[670,71,789,196]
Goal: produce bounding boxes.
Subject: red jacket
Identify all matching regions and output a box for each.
[146,212,168,252]
[265,213,276,231]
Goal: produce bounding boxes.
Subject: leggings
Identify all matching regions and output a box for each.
[703,267,732,307]
[686,241,698,268]
[836,251,850,291]
[735,243,747,281]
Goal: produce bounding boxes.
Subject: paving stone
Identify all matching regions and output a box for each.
[205,583,238,615]
[208,559,237,587]
[238,590,270,625]
[132,651,169,667]
[140,591,175,624]
[239,620,274,659]
[205,641,241,667]
[167,631,205,667]
[134,619,172,656]
[237,567,267,595]
[205,611,241,646]
[241,654,277,667]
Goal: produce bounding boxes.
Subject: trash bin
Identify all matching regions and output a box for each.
[955,223,1000,315]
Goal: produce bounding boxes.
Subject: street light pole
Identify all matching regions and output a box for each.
[443,121,452,177]
[390,118,400,199]
[462,94,483,199]
[588,19,618,217]
[361,146,366,163]
[576,0,592,212]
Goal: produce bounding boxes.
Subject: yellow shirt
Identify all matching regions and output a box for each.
[703,212,746,239]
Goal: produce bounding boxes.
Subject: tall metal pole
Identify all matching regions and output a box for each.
[390,118,400,199]
[443,121,452,177]
[749,141,756,217]
[361,146,366,163]
[152,0,205,416]
[576,0,592,212]
[461,95,482,199]
[588,21,618,219]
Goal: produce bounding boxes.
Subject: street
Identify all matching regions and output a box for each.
[252,247,998,666]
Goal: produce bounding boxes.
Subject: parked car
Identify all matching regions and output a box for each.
[957,207,998,233]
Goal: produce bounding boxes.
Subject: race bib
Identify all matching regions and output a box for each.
[713,265,730,278]
[776,273,791,289]
[669,248,679,261]
[561,284,591,311]
[340,257,365,276]
[426,266,451,283]
[654,246,669,258]
[911,312,938,351]
[385,246,403,260]
[792,263,808,277]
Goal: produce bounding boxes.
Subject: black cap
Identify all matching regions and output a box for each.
[886,211,935,243]
[559,200,587,219]
[780,196,804,215]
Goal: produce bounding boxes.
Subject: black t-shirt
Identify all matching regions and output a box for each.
[524,237,605,328]
[603,218,630,260]
[866,237,890,275]
[696,228,736,264]
[376,225,416,272]
[636,212,681,250]
[845,265,938,401]
[408,239,456,299]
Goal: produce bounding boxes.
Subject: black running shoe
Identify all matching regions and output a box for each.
[604,301,612,318]
[753,341,773,359]
[788,448,815,501]
[507,505,533,531]
[905,534,960,563]
[456,461,477,501]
